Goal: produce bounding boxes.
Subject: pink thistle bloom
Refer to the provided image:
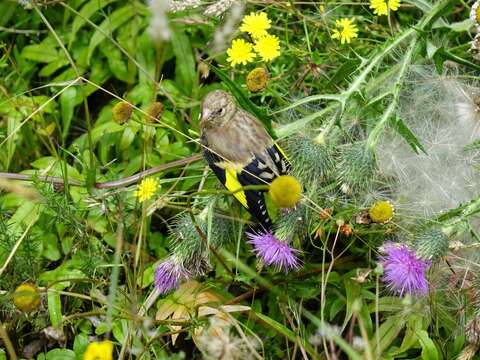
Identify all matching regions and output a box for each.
[154,258,190,294]
[380,242,431,297]
[246,231,300,272]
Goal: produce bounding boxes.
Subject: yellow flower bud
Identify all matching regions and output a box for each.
[145,102,164,123]
[268,175,302,208]
[246,67,269,93]
[368,201,395,223]
[13,283,41,313]
[112,102,132,124]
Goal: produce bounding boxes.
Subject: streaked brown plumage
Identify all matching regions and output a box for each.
[200,90,290,230]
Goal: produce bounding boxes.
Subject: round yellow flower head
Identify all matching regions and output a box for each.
[145,102,164,123]
[240,12,271,39]
[84,340,113,360]
[226,39,255,67]
[134,177,160,202]
[331,18,358,45]
[253,34,280,62]
[269,175,302,208]
[369,201,395,223]
[112,102,133,124]
[13,283,41,313]
[246,68,269,92]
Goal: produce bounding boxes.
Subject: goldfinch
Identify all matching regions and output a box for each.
[200,90,289,230]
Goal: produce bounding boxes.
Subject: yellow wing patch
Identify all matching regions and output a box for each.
[225,167,248,208]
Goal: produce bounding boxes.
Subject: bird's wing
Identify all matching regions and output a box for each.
[203,142,290,231]
[203,148,248,208]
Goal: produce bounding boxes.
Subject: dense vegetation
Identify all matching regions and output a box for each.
[1,0,479,359]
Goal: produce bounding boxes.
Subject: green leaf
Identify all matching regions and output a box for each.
[69,0,119,48]
[42,234,61,261]
[60,87,77,140]
[171,30,197,97]
[209,65,273,136]
[87,6,136,64]
[21,44,60,63]
[391,116,426,154]
[370,315,407,355]
[47,286,63,329]
[45,349,76,360]
[73,333,89,357]
[416,330,439,360]
[342,277,361,330]
[433,18,474,32]
[404,0,431,12]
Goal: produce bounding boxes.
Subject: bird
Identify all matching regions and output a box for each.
[199,89,290,231]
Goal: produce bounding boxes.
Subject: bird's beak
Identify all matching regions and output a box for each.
[201,108,211,122]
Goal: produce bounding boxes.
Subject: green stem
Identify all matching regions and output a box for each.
[366,38,418,151]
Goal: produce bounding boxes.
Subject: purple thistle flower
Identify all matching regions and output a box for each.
[246,231,300,272]
[154,258,190,294]
[380,242,431,297]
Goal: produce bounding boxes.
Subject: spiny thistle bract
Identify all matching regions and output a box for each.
[414,227,449,260]
[285,135,335,186]
[338,141,376,194]
[274,204,309,241]
[167,212,208,270]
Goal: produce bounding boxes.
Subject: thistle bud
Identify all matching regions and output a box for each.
[414,227,449,260]
[13,283,41,313]
[246,67,269,93]
[112,102,133,124]
[145,102,164,123]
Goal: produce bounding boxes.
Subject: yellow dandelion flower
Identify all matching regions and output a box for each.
[369,0,401,16]
[331,18,358,45]
[240,12,271,39]
[253,34,280,62]
[226,39,255,67]
[269,175,302,208]
[84,340,113,360]
[388,0,401,11]
[134,178,159,202]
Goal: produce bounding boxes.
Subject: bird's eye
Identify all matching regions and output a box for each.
[216,108,225,116]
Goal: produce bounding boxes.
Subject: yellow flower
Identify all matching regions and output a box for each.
[240,12,271,39]
[369,0,401,16]
[226,39,255,67]
[253,34,280,62]
[13,283,41,313]
[269,175,302,208]
[84,340,113,360]
[369,201,395,223]
[331,18,358,45]
[134,178,159,202]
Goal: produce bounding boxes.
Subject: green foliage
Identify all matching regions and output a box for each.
[0,0,479,358]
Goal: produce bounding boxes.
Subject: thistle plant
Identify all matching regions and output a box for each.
[414,227,449,260]
[379,242,431,297]
[337,141,377,194]
[285,135,335,186]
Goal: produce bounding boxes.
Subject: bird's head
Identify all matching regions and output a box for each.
[200,90,237,130]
